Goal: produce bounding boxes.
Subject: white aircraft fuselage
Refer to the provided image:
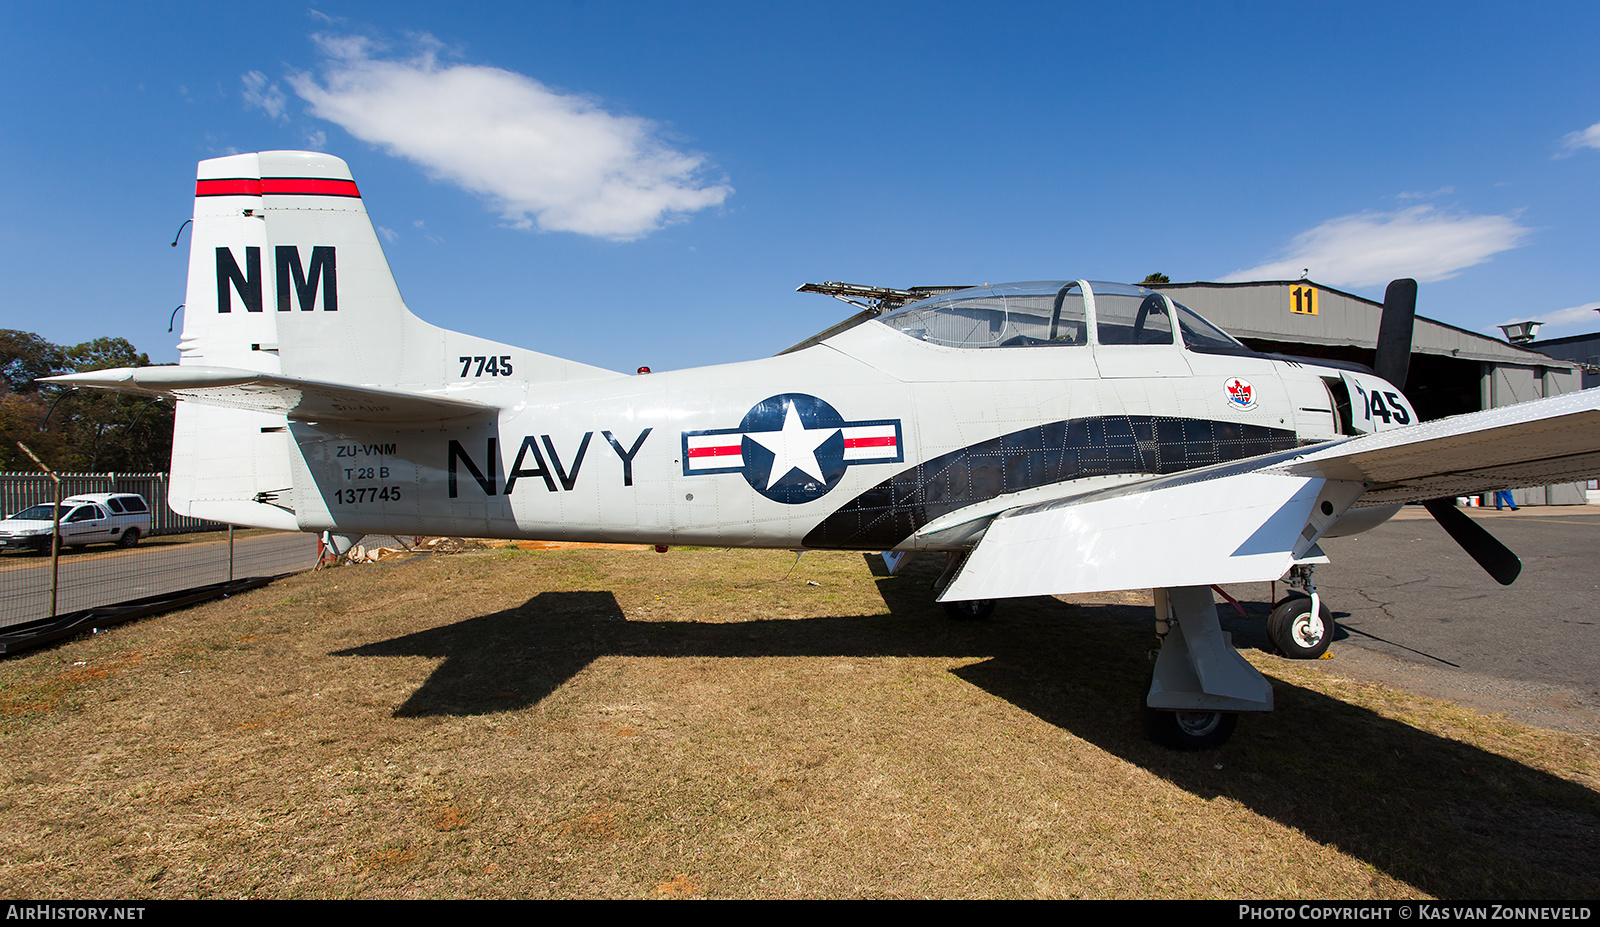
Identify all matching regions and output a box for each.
[284,317,1398,553]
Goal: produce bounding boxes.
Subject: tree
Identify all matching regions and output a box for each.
[65,337,150,373]
[0,393,63,470]
[0,332,174,473]
[1140,273,1170,286]
[0,330,67,396]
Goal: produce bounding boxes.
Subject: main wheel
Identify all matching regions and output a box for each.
[118,528,141,549]
[942,599,996,621]
[1267,594,1334,659]
[1145,707,1238,750]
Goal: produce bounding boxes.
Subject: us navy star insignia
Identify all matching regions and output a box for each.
[681,393,904,504]
[746,400,835,488]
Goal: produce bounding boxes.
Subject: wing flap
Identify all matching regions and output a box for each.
[939,470,1363,601]
[43,366,495,424]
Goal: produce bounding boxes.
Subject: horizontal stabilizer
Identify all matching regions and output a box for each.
[43,366,495,424]
[1268,389,1600,504]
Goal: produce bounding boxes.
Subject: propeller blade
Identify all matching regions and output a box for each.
[1422,498,1522,586]
[1375,278,1417,389]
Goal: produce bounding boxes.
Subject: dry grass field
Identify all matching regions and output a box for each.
[1,545,1596,899]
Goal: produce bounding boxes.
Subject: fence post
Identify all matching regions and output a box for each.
[16,443,62,618]
[228,525,235,582]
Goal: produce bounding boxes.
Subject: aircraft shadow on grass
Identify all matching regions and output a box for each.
[334,554,1600,898]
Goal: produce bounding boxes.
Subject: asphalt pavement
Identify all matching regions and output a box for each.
[1226,504,1600,734]
[0,530,319,628]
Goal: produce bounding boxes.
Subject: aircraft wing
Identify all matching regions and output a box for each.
[42,365,496,425]
[939,389,1600,602]
[1264,389,1600,504]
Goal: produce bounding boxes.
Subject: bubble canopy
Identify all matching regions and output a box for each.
[874,280,1245,352]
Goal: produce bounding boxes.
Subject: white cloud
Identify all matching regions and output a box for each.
[241,71,287,120]
[285,35,732,241]
[1220,206,1530,288]
[1558,121,1600,156]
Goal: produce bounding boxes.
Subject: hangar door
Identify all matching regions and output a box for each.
[1488,365,1586,505]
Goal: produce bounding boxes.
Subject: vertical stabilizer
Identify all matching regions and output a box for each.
[170,153,295,527]
[169,151,618,530]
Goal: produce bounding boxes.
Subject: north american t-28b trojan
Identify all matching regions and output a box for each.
[52,151,1600,747]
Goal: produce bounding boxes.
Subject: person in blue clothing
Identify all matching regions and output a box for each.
[1494,490,1519,510]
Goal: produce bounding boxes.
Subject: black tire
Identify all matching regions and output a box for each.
[118,528,140,549]
[1267,594,1334,659]
[1145,707,1238,750]
[942,599,996,621]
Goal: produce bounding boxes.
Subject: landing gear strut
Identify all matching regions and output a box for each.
[1146,586,1273,749]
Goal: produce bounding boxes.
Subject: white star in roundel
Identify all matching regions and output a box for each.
[745,400,839,489]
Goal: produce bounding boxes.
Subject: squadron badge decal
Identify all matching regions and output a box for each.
[1225,377,1257,410]
[682,393,903,504]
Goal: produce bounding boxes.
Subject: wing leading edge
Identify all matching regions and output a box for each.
[941,389,1600,602]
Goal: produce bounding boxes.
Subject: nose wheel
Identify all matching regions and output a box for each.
[1266,595,1333,658]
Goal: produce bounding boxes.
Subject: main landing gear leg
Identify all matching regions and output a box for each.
[1145,586,1273,749]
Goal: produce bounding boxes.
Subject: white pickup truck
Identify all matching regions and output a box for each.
[0,493,154,553]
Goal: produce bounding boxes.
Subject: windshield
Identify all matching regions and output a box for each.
[1173,302,1247,351]
[9,504,63,521]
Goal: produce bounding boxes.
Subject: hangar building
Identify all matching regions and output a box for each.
[1527,331,1600,391]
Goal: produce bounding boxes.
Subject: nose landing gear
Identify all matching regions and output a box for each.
[1268,564,1336,660]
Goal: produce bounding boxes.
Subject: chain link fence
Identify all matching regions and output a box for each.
[0,472,214,536]
[1,471,325,629]
[0,527,321,629]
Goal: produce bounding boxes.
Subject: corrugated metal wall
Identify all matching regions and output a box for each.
[0,473,218,535]
[1485,369,1588,505]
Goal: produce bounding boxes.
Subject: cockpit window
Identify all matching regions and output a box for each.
[1093,284,1174,345]
[877,282,1087,348]
[1174,302,1247,352]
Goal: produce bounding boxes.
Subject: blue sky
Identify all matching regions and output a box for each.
[4,2,1599,372]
